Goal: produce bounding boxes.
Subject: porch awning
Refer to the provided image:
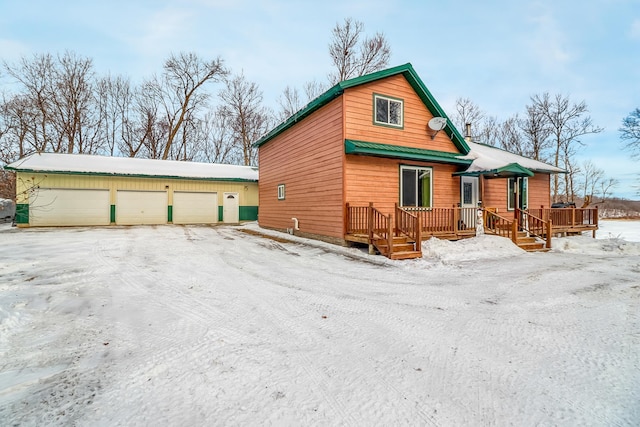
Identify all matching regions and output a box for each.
[344,139,472,166]
[453,162,534,178]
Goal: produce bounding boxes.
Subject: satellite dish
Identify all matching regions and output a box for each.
[428,117,447,131]
[427,117,447,139]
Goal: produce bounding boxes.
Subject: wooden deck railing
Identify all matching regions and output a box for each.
[395,204,422,256]
[529,207,598,236]
[345,203,369,235]
[401,206,477,237]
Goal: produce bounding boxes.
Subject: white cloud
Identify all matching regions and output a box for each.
[630,19,640,40]
[526,4,573,72]
[0,38,30,62]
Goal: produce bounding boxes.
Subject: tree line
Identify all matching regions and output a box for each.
[1,17,636,202]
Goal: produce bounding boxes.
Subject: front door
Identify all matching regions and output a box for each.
[508,177,528,211]
[223,192,239,223]
[460,176,478,228]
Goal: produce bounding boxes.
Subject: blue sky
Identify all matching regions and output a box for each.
[1,0,639,198]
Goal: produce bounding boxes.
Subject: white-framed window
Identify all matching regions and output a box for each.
[277,184,285,200]
[400,165,432,207]
[374,94,403,128]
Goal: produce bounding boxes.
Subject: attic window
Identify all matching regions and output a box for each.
[277,184,285,200]
[374,94,403,128]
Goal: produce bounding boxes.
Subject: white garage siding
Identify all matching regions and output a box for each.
[116,190,168,225]
[172,191,218,225]
[29,188,110,226]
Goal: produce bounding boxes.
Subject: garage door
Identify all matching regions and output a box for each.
[29,188,110,226]
[173,191,218,225]
[116,191,167,225]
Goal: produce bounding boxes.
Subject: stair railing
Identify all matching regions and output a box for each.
[515,208,552,249]
[484,209,517,244]
[395,204,422,256]
[368,204,392,257]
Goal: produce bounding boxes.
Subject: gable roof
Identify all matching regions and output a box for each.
[255,63,470,154]
[455,141,565,177]
[5,152,259,182]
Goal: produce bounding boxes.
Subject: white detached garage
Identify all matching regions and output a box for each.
[7,153,259,227]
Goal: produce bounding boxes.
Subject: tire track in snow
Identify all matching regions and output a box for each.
[216,228,445,425]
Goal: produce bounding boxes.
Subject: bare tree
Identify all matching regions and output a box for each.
[152,52,227,160]
[196,110,238,164]
[3,53,56,153]
[219,73,272,166]
[303,79,327,100]
[96,74,134,156]
[518,103,552,161]
[49,51,97,154]
[530,93,603,202]
[135,80,169,159]
[453,98,486,139]
[328,18,391,84]
[619,107,640,159]
[599,177,619,202]
[495,116,525,155]
[277,86,302,121]
[579,160,603,200]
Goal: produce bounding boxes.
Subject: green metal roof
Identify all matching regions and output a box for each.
[254,63,470,154]
[453,162,535,178]
[345,140,472,165]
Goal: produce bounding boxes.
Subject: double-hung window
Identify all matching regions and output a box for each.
[400,166,432,207]
[374,94,403,128]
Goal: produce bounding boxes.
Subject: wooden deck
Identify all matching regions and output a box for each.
[529,207,599,237]
[346,204,600,255]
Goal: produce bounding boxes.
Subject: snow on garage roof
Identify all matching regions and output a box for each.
[5,152,259,181]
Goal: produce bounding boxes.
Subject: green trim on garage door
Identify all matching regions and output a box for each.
[110,205,116,223]
[15,204,29,224]
[239,206,258,221]
[168,205,173,223]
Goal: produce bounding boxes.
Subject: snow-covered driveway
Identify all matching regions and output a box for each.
[1,224,639,426]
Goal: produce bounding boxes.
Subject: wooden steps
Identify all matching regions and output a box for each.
[514,233,549,252]
[373,235,422,260]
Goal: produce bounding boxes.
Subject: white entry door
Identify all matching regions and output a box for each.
[223,192,239,223]
[460,176,479,228]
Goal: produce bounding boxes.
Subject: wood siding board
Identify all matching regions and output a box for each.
[258,97,345,238]
[343,76,461,155]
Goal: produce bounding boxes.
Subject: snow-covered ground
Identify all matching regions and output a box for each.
[1,222,639,426]
[597,219,640,242]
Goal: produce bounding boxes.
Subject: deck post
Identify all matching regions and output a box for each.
[416,214,422,254]
[546,219,552,249]
[453,208,459,236]
[345,203,350,235]
[394,203,399,235]
[593,206,599,238]
[388,213,393,257]
[511,221,518,245]
[368,203,376,254]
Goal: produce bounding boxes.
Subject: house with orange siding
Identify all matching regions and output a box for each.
[255,63,578,258]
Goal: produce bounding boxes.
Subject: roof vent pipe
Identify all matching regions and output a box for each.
[465,123,472,142]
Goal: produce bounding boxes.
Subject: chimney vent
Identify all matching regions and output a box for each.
[465,123,472,142]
